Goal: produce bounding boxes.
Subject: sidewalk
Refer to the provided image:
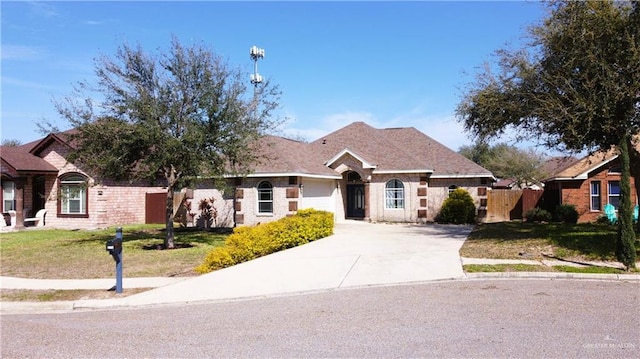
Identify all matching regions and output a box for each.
[0,276,187,290]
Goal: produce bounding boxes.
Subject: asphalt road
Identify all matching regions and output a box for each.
[2,279,638,358]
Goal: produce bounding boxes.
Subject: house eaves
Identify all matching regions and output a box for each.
[431,173,496,180]
[244,172,342,180]
[373,169,434,175]
[547,155,618,181]
[325,148,376,169]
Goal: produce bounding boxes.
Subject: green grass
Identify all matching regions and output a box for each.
[463,264,632,274]
[0,224,227,279]
[460,221,640,262]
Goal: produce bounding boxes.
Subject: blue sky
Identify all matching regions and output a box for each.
[1,1,546,151]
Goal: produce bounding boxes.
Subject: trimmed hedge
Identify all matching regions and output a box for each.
[436,188,477,224]
[195,209,334,273]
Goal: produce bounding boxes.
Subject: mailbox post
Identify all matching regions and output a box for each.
[105,227,123,293]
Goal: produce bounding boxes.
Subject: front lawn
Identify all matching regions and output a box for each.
[461,221,640,263]
[0,225,227,279]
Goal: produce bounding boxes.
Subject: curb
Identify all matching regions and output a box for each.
[2,273,638,315]
[464,272,640,281]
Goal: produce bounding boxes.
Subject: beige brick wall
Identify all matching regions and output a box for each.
[235,177,299,226]
[427,178,487,222]
[369,173,422,223]
[190,184,235,228]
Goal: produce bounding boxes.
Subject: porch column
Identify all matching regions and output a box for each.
[364,182,370,221]
[14,179,25,229]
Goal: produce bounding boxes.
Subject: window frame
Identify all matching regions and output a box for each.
[385,179,405,210]
[3,181,16,212]
[590,181,601,211]
[58,174,89,218]
[608,181,621,210]
[257,181,274,215]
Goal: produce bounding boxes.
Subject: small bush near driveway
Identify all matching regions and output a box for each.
[196,209,334,273]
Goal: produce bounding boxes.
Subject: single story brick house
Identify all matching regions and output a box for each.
[231,122,494,226]
[542,147,639,223]
[1,121,494,229]
[1,132,167,229]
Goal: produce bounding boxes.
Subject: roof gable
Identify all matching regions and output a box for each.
[0,146,58,174]
[545,148,619,181]
[308,122,493,177]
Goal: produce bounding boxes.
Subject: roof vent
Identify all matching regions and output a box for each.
[322,139,327,144]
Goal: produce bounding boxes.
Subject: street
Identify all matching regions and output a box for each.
[2,279,638,358]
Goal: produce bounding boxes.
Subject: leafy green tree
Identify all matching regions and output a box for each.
[54,38,281,249]
[459,142,547,187]
[456,1,638,268]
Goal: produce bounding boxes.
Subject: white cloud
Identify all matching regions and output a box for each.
[1,45,42,60]
[284,111,384,142]
[84,20,105,26]
[28,1,59,19]
[1,76,61,91]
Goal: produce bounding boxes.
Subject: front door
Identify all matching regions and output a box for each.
[32,176,46,212]
[346,184,365,218]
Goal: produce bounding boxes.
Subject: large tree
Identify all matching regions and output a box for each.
[459,142,548,187]
[456,1,639,269]
[55,38,281,249]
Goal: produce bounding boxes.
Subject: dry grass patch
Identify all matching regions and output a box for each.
[461,221,639,262]
[0,288,151,302]
[0,224,227,279]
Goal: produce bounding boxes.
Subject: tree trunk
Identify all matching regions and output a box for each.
[615,134,636,270]
[629,143,640,233]
[165,189,175,249]
[164,164,180,250]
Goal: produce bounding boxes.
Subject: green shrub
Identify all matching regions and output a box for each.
[554,204,579,224]
[436,188,476,224]
[196,209,334,273]
[525,207,552,223]
[595,215,613,225]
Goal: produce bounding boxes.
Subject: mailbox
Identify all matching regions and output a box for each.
[105,232,122,263]
[106,227,123,293]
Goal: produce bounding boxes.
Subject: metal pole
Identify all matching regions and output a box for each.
[115,227,123,294]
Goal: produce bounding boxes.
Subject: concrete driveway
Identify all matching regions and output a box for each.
[77,221,472,309]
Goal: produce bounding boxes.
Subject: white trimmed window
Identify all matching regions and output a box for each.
[385,179,405,209]
[608,181,620,210]
[60,175,87,215]
[3,181,15,212]
[590,181,601,211]
[257,181,273,214]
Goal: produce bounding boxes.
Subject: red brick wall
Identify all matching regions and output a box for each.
[560,164,637,223]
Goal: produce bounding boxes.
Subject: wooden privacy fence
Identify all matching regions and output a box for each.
[484,188,543,223]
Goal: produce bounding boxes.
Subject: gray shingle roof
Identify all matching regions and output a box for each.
[306,122,492,177]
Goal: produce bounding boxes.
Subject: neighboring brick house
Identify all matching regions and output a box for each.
[1,121,494,229]
[1,133,166,229]
[542,148,639,223]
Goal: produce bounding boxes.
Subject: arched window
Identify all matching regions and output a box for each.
[347,171,362,183]
[257,181,273,214]
[385,179,404,209]
[59,174,88,216]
